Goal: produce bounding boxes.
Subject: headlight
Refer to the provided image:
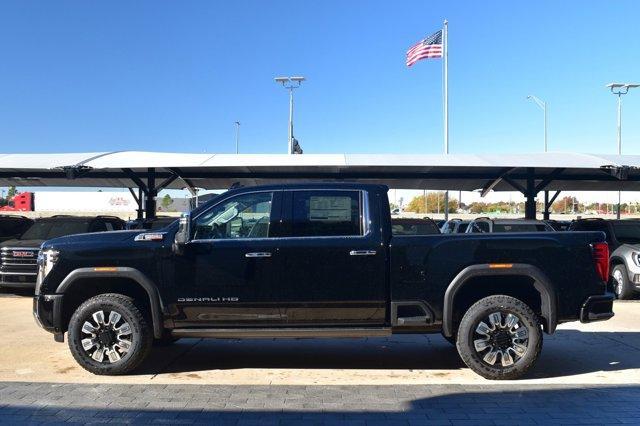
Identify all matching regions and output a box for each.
[633,252,640,267]
[35,249,59,295]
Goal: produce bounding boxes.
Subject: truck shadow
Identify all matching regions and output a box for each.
[139,329,640,380]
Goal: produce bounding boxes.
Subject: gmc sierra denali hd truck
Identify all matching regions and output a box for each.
[33,183,614,380]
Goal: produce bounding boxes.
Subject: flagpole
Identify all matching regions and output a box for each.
[443,19,449,220]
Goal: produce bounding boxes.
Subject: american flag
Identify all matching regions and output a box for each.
[406,30,443,67]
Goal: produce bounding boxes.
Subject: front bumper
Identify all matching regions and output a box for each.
[0,272,37,288]
[580,293,615,323]
[33,294,64,341]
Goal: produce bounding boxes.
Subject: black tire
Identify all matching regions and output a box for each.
[456,295,542,380]
[612,264,635,300]
[68,293,153,375]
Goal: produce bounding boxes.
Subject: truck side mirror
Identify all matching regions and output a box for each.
[173,213,191,254]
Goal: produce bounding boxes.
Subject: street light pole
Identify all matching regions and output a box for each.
[275,76,305,154]
[234,121,240,154]
[607,83,639,219]
[527,95,548,218]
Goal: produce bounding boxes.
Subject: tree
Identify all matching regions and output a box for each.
[161,194,173,209]
[7,186,17,199]
[405,192,459,214]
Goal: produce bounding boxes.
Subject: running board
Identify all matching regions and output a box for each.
[171,327,392,339]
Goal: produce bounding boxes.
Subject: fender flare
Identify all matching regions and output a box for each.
[442,263,557,337]
[56,267,164,339]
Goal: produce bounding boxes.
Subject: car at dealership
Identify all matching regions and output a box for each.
[466,218,555,233]
[391,217,440,235]
[440,218,470,233]
[569,218,640,299]
[0,215,33,242]
[33,183,613,380]
[0,215,125,288]
[545,219,573,231]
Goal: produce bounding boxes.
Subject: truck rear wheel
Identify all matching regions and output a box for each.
[456,295,542,380]
[68,293,153,375]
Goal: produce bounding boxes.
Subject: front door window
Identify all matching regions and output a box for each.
[193,192,273,240]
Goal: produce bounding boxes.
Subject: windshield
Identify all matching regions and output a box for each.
[392,221,440,235]
[612,223,640,244]
[493,224,551,232]
[457,223,469,233]
[20,220,90,240]
[150,218,177,230]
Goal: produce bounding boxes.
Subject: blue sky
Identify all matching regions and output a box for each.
[1,0,639,158]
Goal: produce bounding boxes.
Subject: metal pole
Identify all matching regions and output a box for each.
[288,88,294,155]
[234,121,240,154]
[617,93,622,219]
[443,19,449,220]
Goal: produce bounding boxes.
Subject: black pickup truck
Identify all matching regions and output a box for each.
[33,183,614,379]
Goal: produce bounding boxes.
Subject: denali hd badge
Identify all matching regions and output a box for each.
[12,251,34,257]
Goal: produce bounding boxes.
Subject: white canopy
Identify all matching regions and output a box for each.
[0,151,638,192]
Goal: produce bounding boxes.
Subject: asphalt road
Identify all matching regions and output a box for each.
[1,290,640,424]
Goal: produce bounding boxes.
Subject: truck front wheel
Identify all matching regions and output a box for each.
[68,293,153,375]
[456,295,542,380]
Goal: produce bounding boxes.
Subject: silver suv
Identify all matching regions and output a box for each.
[466,218,555,234]
[569,219,640,299]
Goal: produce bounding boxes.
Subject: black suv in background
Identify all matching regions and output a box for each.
[0,215,33,242]
[0,215,125,289]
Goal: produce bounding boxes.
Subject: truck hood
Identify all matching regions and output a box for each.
[42,230,143,249]
[0,239,45,249]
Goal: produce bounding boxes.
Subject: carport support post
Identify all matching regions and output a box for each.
[145,168,157,220]
[525,168,537,220]
[543,191,550,220]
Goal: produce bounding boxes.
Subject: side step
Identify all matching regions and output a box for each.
[171,327,392,339]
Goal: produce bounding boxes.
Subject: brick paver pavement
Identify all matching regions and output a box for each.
[1,382,639,425]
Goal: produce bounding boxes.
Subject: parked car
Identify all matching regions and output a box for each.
[435,219,446,229]
[440,218,470,234]
[0,215,125,289]
[569,218,640,299]
[33,183,613,380]
[391,217,440,235]
[0,215,33,242]
[467,218,555,233]
[545,220,572,231]
[125,216,177,230]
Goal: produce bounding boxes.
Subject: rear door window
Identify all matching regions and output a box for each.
[289,191,362,237]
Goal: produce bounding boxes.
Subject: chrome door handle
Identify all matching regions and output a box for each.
[245,252,272,258]
[349,250,377,256]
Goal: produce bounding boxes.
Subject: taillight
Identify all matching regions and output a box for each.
[591,242,610,283]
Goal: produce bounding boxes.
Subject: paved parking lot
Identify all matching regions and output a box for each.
[2,291,640,424]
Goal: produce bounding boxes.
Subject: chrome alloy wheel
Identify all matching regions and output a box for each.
[613,269,624,297]
[81,310,132,363]
[473,311,529,368]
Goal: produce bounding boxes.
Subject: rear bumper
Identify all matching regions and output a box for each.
[33,294,64,340]
[580,293,615,323]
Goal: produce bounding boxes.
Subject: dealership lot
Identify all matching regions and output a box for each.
[1,293,640,423]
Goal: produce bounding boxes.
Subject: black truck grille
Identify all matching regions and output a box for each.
[0,248,38,279]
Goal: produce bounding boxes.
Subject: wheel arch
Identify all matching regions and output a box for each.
[442,264,557,337]
[57,267,164,339]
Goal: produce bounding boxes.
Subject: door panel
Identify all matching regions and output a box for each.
[277,190,386,326]
[171,190,284,326]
